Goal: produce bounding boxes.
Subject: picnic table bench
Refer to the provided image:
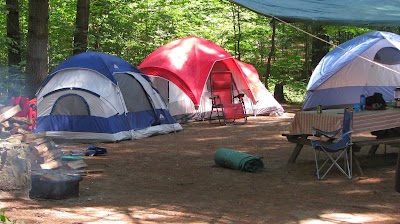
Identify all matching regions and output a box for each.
[286,108,400,190]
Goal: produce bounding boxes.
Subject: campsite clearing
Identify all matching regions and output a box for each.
[1,104,400,223]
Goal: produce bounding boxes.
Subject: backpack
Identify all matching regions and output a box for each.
[365,92,387,110]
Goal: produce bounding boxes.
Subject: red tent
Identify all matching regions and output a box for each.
[139,36,256,108]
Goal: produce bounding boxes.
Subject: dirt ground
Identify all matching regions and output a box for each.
[1,104,400,224]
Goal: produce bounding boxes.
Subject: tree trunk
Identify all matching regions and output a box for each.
[395,152,400,193]
[302,25,312,79]
[73,0,90,55]
[26,0,49,98]
[231,4,241,60]
[311,25,330,69]
[274,83,285,103]
[6,0,21,66]
[265,18,276,91]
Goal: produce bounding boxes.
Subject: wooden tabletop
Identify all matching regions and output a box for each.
[289,108,400,135]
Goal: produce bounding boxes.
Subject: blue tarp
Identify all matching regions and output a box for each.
[228,0,400,27]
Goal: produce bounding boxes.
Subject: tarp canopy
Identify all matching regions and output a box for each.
[228,0,400,27]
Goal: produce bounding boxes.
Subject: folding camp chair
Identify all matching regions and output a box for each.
[209,71,247,125]
[311,108,353,179]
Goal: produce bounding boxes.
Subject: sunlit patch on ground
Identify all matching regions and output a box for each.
[318,212,394,223]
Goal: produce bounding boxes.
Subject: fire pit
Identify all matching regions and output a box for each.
[29,171,83,199]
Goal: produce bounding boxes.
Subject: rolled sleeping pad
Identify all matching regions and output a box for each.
[214,148,264,172]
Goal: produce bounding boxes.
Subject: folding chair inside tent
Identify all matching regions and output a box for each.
[209,71,247,125]
[311,108,353,180]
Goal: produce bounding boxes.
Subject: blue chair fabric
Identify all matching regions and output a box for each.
[311,108,353,179]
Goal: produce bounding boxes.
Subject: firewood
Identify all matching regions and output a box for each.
[39,148,63,163]
[40,160,62,169]
[9,124,30,134]
[67,160,88,169]
[9,126,29,135]
[0,132,11,139]
[23,132,46,142]
[4,134,24,143]
[7,117,33,126]
[28,137,49,147]
[28,146,40,161]
[0,105,21,123]
[1,121,10,128]
[0,105,12,114]
[32,141,56,154]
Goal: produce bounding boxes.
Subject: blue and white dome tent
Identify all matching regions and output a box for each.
[34,51,182,142]
[303,31,400,110]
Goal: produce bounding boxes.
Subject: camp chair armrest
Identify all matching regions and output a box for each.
[233,93,245,99]
[312,126,341,139]
[337,130,353,141]
[311,130,353,150]
[210,95,223,107]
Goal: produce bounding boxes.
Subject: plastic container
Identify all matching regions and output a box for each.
[354,103,360,112]
[360,94,366,111]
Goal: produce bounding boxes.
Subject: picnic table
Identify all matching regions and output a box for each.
[283,108,400,185]
[289,108,400,135]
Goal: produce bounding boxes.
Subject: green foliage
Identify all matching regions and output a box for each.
[0,210,25,224]
[283,81,308,104]
[48,0,76,70]
[0,66,26,104]
[0,0,394,102]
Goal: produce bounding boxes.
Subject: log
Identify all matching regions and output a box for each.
[10,122,30,130]
[67,160,88,169]
[23,132,46,142]
[40,160,62,169]
[0,105,11,114]
[31,141,56,154]
[29,137,49,147]
[1,121,10,128]
[5,134,24,143]
[0,132,11,139]
[10,126,29,135]
[7,117,33,126]
[38,148,63,163]
[0,105,21,123]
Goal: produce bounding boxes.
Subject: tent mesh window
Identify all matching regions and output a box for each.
[114,73,153,112]
[374,47,400,65]
[149,76,169,103]
[51,94,90,116]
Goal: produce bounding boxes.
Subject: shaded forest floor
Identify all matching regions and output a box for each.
[1,104,400,224]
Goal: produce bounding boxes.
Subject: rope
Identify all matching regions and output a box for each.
[266,13,400,75]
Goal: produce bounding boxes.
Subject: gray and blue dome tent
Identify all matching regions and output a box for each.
[303,31,400,110]
[33,51,182,142]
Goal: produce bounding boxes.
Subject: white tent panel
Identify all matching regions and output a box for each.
[318,39,400,90]
[36,89,120,117]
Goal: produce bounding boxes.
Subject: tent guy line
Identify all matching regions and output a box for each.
[228,0,400,27]
[234,6,400,76]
